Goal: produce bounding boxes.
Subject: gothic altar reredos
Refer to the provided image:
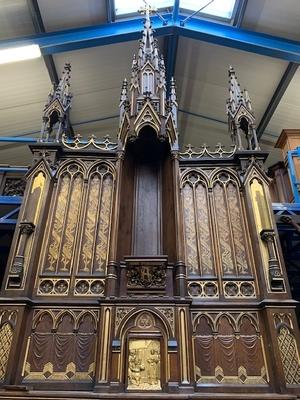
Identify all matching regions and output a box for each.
[0,5,299,400]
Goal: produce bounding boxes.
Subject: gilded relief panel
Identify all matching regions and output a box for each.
[127,339,161,391]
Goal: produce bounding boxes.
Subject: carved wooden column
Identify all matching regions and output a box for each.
[260,229,284,291]
[7,222,35,288]
[106,151,124,298]
[172,152,187,298]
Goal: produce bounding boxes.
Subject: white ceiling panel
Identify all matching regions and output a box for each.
[38,0,107,32]
[242,0,300,41]
[72,118,119,139]
[266,68,300,136]
[0,57,51,137]
[0,143,32,165]
[0,0,34,40]
[175,37,288,135]
[53,42,138,128]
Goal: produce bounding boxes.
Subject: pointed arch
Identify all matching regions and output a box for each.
[181,169,215,276]
[77,161,116,275]
[41,161,85,275]
[211,169,251,277]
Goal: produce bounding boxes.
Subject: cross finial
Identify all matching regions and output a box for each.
[138,1,157,18]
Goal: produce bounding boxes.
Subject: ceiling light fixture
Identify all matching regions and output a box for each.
[0,44,41,65]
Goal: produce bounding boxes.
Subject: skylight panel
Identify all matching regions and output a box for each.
[115,0,173,16]
[180,0,237,19]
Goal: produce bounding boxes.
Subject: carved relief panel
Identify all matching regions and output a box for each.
[23,309,99,381]
[127,339,161,391]
[192,312,268,385]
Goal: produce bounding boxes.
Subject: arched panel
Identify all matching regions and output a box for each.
[78,163,115,275]
[193,312,268,385]
[42,163,84,275]
[212,172,251,277]
[23,309,98,382]
[181,171,214,277]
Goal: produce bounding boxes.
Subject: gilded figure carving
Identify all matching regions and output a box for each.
[127,340,161,391]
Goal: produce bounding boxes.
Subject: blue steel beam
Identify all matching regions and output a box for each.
[257,62,299,140]
[0,196,23,204]
[177,16,300,63]
[0,137,37,143]
[1,15,300,62]
[0,15,174,55]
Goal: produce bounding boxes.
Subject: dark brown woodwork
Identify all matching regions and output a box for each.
[0,5,299,400]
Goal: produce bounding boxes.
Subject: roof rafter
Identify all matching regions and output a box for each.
[257,62,299,140]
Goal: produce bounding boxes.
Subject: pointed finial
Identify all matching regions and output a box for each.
[138,1,157,19]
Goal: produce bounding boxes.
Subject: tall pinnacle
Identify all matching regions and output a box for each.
[118,2,179,151]
[40,63,72,142]
[226,66,259,151]
[138,2,157,66]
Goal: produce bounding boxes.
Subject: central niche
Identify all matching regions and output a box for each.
[127,339,161,391]
[117,125,176,261]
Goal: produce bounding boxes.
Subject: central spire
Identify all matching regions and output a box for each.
[118,2,178,152]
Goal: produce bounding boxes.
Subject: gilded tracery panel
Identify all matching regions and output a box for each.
[212,171,251,277]
[78,164,115,275]
[181,169,252,280]
[43,163,84,274]
[40,161,115,282]
[181,172,214,276]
